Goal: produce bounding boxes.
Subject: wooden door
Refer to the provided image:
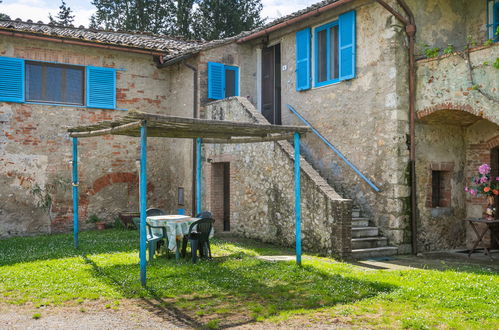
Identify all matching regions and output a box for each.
[261,44,281,124]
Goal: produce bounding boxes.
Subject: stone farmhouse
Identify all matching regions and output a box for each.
[0,0,497,258]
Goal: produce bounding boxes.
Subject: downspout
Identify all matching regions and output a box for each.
[375,0,418,255]
[183,62,199,215]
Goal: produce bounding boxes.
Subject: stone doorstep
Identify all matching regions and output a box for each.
[352,208,361,218]
[351,246,399,259]
[352,217,369,227]
[352,237,388,249]
[352,226,379,238]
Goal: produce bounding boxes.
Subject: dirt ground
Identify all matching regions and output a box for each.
[1,251,497,330]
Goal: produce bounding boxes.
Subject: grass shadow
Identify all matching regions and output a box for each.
[81,248,396,328]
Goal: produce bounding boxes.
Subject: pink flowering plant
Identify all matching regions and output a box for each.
[465,163,499,197]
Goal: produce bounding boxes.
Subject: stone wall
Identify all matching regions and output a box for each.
[415,42,499,251]
[255,0,411,252]
[407,0,488,54]
[416,44,499,124]
[189,0,495,254]
[0,36,192,236]
[203,97,352,257]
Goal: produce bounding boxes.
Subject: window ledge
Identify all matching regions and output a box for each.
[430,207,453,217]
[312,80,345,89]
[24,101,126,111]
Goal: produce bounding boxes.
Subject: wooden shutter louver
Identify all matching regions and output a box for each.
[339,10,356,81]
[295,28,311,91]
[86,66,116,109]
[208,62,225,100]
[0,57,25,103]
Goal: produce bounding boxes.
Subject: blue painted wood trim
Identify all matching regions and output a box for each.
[225,65,239,96]
[139,122,147,287]
[294,132,302,266]
[72,137,79,249]
[196,137,202,215]
[287,104,380,192]
[494,2,499,41]
[313,21,339,87]
[24,101,127,111]
[295,28,311,91]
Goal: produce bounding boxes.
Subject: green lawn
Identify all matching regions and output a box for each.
[0,230,497,329]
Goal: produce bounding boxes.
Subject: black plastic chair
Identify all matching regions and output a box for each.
[196,211,213,219]
[182,217,214,263]
[146,208,166,216]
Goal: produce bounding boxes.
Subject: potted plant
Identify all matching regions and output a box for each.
[465,163,499,220]
[87,214,106,230]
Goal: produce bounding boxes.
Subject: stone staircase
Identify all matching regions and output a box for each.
[351,207,398,259]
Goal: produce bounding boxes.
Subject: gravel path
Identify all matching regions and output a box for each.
[0,300,192,330]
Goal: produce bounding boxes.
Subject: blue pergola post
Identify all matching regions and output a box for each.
[139,122,148,287]
[196,137,202,215]
[294,132,301,266]
[72,137,79,249]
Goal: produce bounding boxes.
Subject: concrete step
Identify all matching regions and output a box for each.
[351,237,388,249]
[352,217,369,227]
[351,208,361,218]
[352,226,379,238]
[351,246,398,259]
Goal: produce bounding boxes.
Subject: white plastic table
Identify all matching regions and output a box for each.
[146,215,199,259]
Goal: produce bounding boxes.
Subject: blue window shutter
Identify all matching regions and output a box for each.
[234,66,239,96]
[208,62,225,99]
[494,2,499,41]
[339,10,356,81]
[0,57,24,103]
[86,66,116,109]
[296,28,311,91]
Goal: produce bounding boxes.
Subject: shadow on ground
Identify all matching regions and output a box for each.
[81,249,396,328]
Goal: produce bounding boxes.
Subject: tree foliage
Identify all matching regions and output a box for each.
[191,0,264,40]
[89,0,264,40]
[49,0,75,26]
[90,0,175,33]
[0,1,11,20]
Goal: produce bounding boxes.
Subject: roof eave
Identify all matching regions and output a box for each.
[236,0,356,44]
[0,28,168,56]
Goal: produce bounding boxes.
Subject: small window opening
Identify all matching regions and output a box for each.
[431,171,450,208]
[178,187,184,205]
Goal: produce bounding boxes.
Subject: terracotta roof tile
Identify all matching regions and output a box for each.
[0,19,202,55]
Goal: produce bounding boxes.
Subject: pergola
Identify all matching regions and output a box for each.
[68,111,310,286]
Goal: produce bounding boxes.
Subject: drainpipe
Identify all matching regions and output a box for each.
[183,62,199,215]
[375,0,418,255]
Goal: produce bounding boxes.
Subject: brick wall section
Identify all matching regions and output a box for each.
[0,36,192,236]
[204,97,352,258]
[425,162,454,208]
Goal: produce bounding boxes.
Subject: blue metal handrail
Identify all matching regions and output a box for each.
[287,104,380,192]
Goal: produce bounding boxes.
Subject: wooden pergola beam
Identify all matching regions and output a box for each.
[67,111,310,138]
[203,133,294,144]
[69,121,143,138]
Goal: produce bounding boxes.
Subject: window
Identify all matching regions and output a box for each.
[0,56,117,109]
[315,22,339,86]
[430,170,451,208]
[487,0,499,41]
[207,62,239,100]
[26,61,84,105]
[295,10,356,91]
